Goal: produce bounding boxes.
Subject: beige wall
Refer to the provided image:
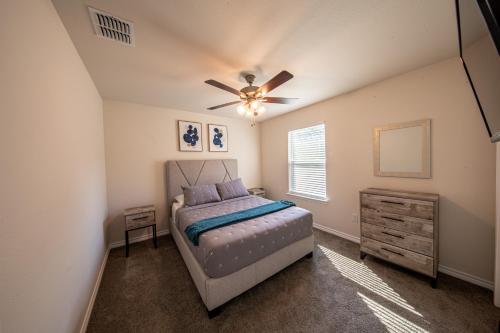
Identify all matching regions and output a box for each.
[0,1,107,332]
[103,100,261,244]
[261,58,496,283]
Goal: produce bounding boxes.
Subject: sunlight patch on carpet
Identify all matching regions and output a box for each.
[358,292,429,333]
[318,244,422,317]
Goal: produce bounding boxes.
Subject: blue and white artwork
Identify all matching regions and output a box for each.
[208,124,228,152]
[178,120,203,152]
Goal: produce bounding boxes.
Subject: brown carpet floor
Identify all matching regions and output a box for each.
[87,230,500,332]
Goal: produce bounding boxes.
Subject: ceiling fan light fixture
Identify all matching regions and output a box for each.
[250,100,260,110]
[237,104,246,115]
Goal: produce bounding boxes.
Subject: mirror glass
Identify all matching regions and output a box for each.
[379,126,423,173]
[374,119,431,178]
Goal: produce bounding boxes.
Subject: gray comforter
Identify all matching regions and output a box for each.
[176,195,313,278]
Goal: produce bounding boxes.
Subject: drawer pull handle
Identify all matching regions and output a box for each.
[381,216,404,222]
[381,231,404,239]
[131,216,149,221]
[381,247,404,256]
[381,200,404,205]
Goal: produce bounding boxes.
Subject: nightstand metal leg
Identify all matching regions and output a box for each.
[153,224,158,248]
[125,230,129,257]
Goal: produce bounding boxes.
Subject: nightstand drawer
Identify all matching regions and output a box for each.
[248,188,266,198]
[125,211,155,230]
[361,222,433,256]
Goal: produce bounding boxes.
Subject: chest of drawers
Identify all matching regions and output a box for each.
[359,188,439,287]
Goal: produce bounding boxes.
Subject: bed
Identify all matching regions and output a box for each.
[166,159,314,317]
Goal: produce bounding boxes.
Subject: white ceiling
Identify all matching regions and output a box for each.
[52,0,459,121]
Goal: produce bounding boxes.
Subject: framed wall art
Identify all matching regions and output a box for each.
[208,124,228,152]
[178,120,203,152]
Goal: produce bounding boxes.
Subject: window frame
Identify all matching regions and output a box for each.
[287,123,328,202]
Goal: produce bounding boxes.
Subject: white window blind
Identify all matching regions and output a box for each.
[288,123,327,201]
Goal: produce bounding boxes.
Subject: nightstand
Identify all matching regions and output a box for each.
[124,205,157,257]
[248,187,266,198]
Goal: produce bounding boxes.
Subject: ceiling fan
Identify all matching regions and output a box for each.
[205,70,297,126]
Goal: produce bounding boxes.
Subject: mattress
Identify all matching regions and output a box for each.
[176,195,313,278]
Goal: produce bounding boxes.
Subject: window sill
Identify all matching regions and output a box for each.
[286,192,330,203]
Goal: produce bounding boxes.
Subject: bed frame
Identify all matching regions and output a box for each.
[166,159,314,317]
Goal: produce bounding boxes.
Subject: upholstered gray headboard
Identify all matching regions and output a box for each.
[166,159,238,214]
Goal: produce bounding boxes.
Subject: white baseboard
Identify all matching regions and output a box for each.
[312,223,494,291]
[80,247,110,333]
[438,264,493,290]
[79,228,170,332]
[109,228,170,249]
[313,223,360,244]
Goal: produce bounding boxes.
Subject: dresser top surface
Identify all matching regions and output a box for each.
[361,188,439,202]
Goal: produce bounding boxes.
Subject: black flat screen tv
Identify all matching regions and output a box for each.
[456,0,500,142]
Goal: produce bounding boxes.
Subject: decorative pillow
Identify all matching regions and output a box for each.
[216,178,249,200]
[182,184,221,206]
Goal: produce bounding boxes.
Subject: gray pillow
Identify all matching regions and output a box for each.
[182,184,221,206]
[216,178,249,201]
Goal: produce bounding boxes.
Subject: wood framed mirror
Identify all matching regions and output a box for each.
[373,119,431,178]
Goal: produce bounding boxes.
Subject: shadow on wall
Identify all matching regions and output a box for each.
[103,216,110,247]
[438,196,494,278]
[106,214,123,246]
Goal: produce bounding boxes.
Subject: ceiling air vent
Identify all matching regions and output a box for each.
[88,7,134,46]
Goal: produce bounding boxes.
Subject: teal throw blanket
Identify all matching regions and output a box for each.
[185,200,296,246]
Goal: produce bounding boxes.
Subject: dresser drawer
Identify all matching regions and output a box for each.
[361,208,433,238]
[125,211,155,230]
[361,238,434,277]
[361,222,433,256]
[361,193,434,220]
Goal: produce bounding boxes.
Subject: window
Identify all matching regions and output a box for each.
[288,123,327,201]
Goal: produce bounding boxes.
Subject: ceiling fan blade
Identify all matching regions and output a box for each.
[207,101,241,110]
[257,71,294,95]
[205,79,241,96]
[262,97,298,104]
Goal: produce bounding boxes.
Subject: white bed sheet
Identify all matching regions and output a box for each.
[171,201,184,226]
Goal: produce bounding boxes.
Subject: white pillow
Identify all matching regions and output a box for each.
[174,194,184,206]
